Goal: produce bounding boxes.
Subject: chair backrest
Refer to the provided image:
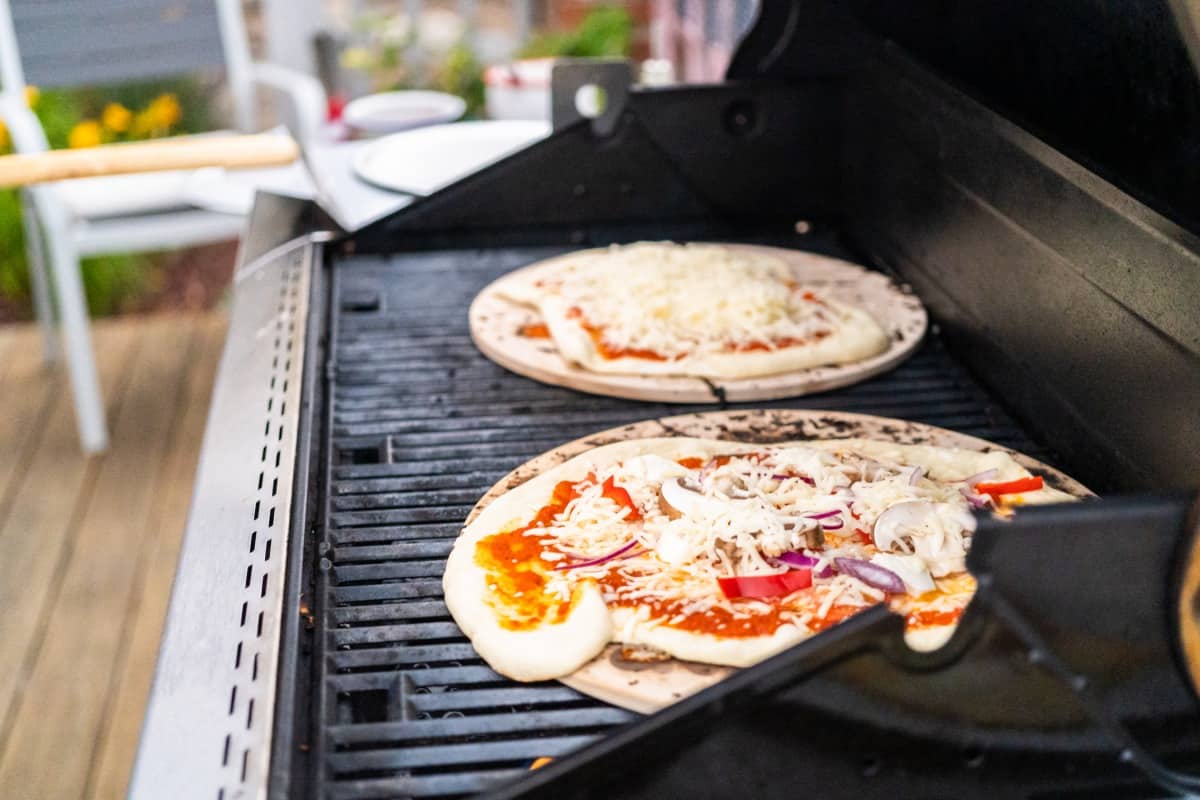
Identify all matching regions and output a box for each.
[11,0,225,87]
[0,0,256,131]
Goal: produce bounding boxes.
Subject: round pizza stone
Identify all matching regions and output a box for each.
[460,409,1091,714]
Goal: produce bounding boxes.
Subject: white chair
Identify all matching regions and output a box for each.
[0,0,327,452]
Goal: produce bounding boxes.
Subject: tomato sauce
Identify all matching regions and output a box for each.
[725,331,830,353]
[474,469,968,639]
[474,479,583,631]
[564,306,826,362]
[519,322,551,338]
[597,571,792,637]
[807,604,866,632]
[676,457,705,469]
[904,607,964,629]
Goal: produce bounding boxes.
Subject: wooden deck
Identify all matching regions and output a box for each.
[0,312,227,800]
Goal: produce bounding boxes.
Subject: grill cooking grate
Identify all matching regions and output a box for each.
[312,237,1055,800]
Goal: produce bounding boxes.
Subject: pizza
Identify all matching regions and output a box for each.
[443,436,1077,683]
[493,242,892,380]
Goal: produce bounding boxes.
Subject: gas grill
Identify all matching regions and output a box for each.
[131,2,1200,798]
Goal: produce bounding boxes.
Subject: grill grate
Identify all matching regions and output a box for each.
[312,236,1055,800]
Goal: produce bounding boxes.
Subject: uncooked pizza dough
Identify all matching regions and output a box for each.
[443,436,1075,682]
[493,242,891,380]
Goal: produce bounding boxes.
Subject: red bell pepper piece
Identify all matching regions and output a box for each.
[975,475,1044,497]
[601,475,642,521]
[718,569,813,599]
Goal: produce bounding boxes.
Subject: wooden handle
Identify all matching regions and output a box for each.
[0,133,300,188]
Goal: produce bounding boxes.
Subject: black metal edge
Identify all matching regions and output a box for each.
[344,81,845,251]
[268,241,330,800]
[307,249,350,799]
[841,45,1200,492]
[481,608,904,800]
[968,494,1200,795]
[484,496,1200,799]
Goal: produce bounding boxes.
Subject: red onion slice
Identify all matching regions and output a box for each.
[908,466,926,486]
[821,518,845,531]
[834,557,906,594]
[961,468,998,485]
[804,509,842,520]
[554,540,639,570]
[958,486,993,508]
[778,551,818,568]
[779,551,834,578]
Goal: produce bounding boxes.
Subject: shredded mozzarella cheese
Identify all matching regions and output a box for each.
[526,442,1012,631]
[538,243,845,357]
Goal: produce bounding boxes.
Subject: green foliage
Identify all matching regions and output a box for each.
[79,252,153,316]
[73,76,213,136]
[0,78,210,319]
[0,187,151,318]
[0,189,27,302]
[434,44,486,117]
[519,7,633,59]
[30,89,82,150]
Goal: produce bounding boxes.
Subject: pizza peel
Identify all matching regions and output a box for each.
[468,245,928,403]
[460,409,1093,714]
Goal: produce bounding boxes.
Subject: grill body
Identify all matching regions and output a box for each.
[133,2,1200,798]
[280,233,1110,799]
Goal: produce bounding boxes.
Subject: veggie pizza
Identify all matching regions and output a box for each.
[443,436,1077,683]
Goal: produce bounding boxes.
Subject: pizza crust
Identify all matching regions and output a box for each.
[444,437,1072,682]
[611,607,809,667]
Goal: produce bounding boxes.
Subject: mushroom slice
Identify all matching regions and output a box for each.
[659,477,727,518]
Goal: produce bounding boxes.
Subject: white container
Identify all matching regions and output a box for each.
[484,58,554,121]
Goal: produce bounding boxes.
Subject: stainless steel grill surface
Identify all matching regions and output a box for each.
[302,234,1061,799]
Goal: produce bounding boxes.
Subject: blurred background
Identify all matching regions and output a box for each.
[0,0,758,325]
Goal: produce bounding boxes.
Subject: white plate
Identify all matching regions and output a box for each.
[351,120,551,195]
[343,90,467,135]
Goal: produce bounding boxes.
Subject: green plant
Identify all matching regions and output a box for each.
[518,7,633,59]
[435,43,485,117]
[0,187,151,318]
[0,78,210,319]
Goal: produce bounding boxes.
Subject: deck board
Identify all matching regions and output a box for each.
[0,325,56,522]
[88,314,228,800]
[0,312,226,800]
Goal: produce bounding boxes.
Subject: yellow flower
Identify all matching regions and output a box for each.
[102,102,132,133]
[340,46,373,70]
[131,109,158,138]
[146,93,181,129]
[23,85,38,107]
[0,119,9,152]
[68,119,102,149]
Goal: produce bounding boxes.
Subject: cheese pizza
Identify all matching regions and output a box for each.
[443,437,1076,683]
[495,242,891,380]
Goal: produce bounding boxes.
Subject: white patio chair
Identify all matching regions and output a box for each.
[0,0,327,452]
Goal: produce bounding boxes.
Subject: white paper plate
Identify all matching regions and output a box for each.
[351,120,551,195]
[343,90,466,135]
